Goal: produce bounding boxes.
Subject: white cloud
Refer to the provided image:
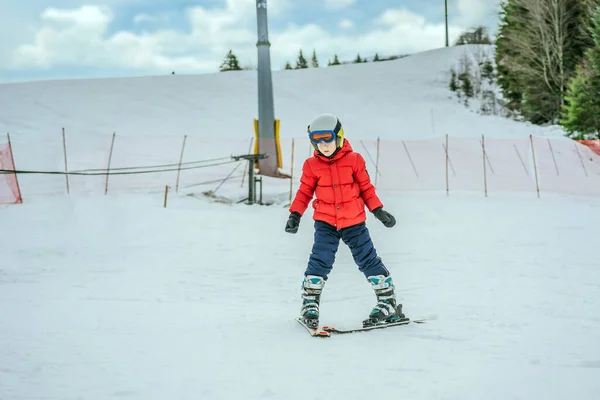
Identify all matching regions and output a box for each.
[6,3,478,75]
[338,19,354,29]
[272,8,465,66]
[9,3,257,72]
[325,0,356,10]
[454,0,502,27]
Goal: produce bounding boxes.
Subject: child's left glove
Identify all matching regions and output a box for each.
[373,207,396,228]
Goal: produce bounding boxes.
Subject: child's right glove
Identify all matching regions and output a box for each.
[285,212,301,234]
[373,207,396,228]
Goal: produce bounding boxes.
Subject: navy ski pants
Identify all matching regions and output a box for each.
[305,220,389,279]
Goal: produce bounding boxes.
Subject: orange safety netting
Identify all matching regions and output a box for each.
[0,142,23,204]
[577,140,600,156]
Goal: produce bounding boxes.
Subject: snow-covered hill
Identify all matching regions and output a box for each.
[0,45,565,142]
[1,45,599,400]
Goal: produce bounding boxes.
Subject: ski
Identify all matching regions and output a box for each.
[296,318,331,338]
[322,318,426,334]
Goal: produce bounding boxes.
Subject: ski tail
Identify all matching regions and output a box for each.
[296,318,330,337]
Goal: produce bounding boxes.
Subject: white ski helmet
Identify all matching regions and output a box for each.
[307,113,345,152]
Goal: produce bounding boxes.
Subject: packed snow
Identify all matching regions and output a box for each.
[1,44,599,400]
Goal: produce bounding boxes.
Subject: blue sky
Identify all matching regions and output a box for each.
[0,0,502,83]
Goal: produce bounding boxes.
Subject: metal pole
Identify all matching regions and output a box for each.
[256,0,277,176]
[248,159,255,204]
[445,0,449,47]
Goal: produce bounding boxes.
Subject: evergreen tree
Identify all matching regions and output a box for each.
[560,6,600,139]
[328,54,341,66]
[219,50,242,72]
[494,0,597,124]
[495,1,526,113]
[449,68,459,92]
[482,60,495,84]
[311,49,319,68]
[455,26,493,45]
[295,49,308,69]
[284,61,293,70]
[459,71,474,100]
[354,53,363,63]
[373,53,380,62]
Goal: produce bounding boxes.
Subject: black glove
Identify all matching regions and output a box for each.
[285,212,301,234]
[373,207,396,228]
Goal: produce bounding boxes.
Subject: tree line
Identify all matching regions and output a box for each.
[495,0,600,139]
[219,49,405,73]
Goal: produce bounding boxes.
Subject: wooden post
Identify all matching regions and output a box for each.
[529,135,540,198]
[105,132,116,195]
[62,128,70,194]
[164,185,169,208]
[445,134,449,196]
[6,133,23,203]
[289,138,295,205]
[375,136,380,188]
[482,134,488,197]
[175,134,187,192]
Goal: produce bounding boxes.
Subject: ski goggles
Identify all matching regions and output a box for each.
[308,130,337,144]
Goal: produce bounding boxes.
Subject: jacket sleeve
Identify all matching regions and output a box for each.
[353,153,383,212]
[289,159,317,215]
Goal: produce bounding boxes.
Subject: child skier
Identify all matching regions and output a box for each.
[285,113,404,329]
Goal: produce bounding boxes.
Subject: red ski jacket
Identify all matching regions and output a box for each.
[289,139,383,230]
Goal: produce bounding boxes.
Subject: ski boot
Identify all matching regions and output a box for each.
[299,275,325,329]
[363,274,406,328]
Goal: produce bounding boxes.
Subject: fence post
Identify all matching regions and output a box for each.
[482,134,488,197]
[176,134,187,192]
[529,135,540,198]
[164,185,169,208]
[62,128,70,194]
[105,132,116,195]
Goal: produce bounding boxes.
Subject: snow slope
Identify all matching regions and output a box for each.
[1,192,599,400]
[3,44,597,201]
[0,45,565,142]
[1,45,599,400]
